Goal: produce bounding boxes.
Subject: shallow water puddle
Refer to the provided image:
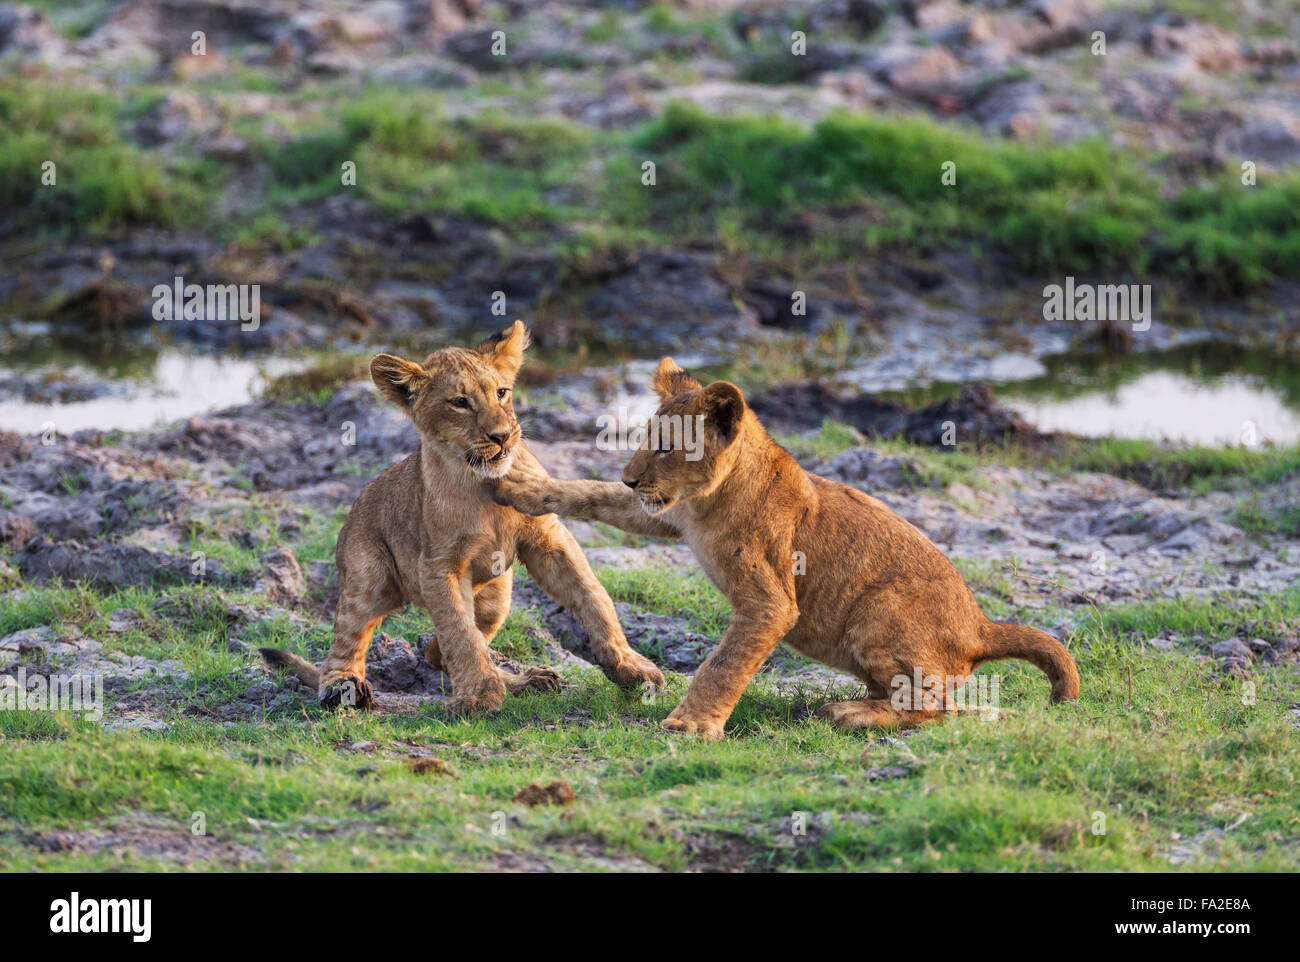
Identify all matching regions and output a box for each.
[0,352,304,433]
[1002,370,1300,446]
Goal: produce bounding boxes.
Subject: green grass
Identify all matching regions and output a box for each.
[259,89,599,231]
[597,565,732,638]
[3,523,1298,871]
[771,416,1300,495]
[629,103,1300,292]
[6,69,1297,294]
[1230,497,1300,540]
[0,76,211,234]
[1,587,1296,870]
[1059,437,1300,493]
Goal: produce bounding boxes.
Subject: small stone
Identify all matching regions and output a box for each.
[107,609,143,633]
[1210,639,1253,661]
[865,765,912,780]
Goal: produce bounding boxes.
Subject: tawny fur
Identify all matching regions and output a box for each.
[492,357,1080,741]
[260,321,664,716]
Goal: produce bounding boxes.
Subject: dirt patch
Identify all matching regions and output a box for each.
[25,820,264,867]
[751,381,1043,447]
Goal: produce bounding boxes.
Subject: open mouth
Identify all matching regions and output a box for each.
[639,496,673,515]
[465,447,511,466]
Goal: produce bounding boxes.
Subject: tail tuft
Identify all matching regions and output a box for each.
[978,622,1080,703]
[259,647,321,689]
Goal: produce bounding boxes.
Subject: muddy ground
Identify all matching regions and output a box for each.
[3,368,1298,739]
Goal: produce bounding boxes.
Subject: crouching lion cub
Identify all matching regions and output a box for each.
[491,358,1079,741]
[261,321,664,716]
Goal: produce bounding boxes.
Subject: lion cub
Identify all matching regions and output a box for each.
[492,358,1079,740]
[261,322,664,717]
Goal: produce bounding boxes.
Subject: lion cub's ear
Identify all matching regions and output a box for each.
[479,319,531,382]
[699,381,745,441]
[652,357,702,400]
[370,353,428,409]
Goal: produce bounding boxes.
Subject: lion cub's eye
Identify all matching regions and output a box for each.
[449,397,471,410]
[496,388,509,400]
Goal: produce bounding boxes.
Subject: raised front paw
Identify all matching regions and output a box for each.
[318,673,374,711]
[601,651,666,692]
[445,675,508,718]
[661,714,725,743]
[489,476,560,517]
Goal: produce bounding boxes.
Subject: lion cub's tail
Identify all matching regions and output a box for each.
[259,648,321,689]
[976,622,1080,703]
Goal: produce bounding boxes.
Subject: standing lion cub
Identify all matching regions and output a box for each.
[261,322,664,716]
[492,358,1080,741]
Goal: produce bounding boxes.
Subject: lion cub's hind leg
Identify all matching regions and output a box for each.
[475,573,562,695]
[319,551,403,710]
[422,572,562,695]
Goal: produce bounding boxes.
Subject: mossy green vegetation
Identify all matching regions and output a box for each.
[632,103,1300,292]
[7,69,1296,293]
[0,77,210,233]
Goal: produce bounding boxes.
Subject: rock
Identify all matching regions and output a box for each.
[741,279,822,329]
[362,632,448,693]
[107,609,144,634]
[845,0,890,34]
[255,546,305,605]
[19,537,229,590]
[1210,639,1253,662]
[885,47,962,96]
[1216,109,1300,170]
[0,510,37,548]
[580,251,741,353]
[865,765,912,780]
[405,0,479,42]
[1144,23,1243,72]
[813,447,928,492]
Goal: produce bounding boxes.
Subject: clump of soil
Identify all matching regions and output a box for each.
[513,781,576,806]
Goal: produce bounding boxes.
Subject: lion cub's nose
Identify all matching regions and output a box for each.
[623,478,639,490]
[487,431,509,447]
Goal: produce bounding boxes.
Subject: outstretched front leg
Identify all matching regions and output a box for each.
[516,517,665,691]
[663,602,798,743]
[491,452,679,540]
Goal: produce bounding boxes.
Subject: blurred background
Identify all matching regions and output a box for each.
[1,0,1299,444]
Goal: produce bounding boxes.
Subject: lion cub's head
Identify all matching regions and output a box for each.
[621,357,748,514]
[370,320,529,480]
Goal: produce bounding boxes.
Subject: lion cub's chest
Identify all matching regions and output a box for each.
[429,503,517,587]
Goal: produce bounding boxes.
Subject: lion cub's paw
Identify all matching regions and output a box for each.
[445,675,508,718]
[660,715,725,743]
[503,665,564,694]
[490,477,558,517]
[602,651,666,692]
[318,674,374,711]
